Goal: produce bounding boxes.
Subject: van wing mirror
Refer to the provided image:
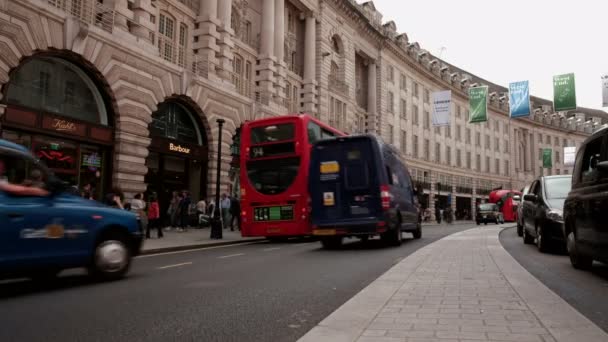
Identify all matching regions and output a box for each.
[523,194,537,202]
[597,161,608,173]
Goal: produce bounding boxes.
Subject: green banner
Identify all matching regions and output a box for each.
[543,148,553,168]
[553,73,577,111]
[468,86,488,123]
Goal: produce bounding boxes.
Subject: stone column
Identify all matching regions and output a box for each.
[255,0,277,99]
[274,0,285,63]
[366,61,377,133]
[216,0,234,81]
[274,0,287,105]
[194,0,220,77]
[301,14,317,114]
[113,0,131,31]
[524,129,531,172]
[131,0,156,43]
[303,15,316,82]
[260,0,275,57]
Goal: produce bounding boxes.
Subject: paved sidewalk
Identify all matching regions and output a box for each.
[299,226,608,342]
[141,228,264,255]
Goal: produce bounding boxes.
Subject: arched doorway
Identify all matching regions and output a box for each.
[145,100,208,222]
[1,55,114,200]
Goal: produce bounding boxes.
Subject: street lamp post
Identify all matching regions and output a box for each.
[211,119,225,239]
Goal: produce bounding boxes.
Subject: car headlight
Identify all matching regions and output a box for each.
[547,209,563,222]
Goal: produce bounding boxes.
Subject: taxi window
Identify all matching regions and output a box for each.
[0,153,45,186]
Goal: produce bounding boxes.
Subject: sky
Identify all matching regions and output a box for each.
[372,0,607,112]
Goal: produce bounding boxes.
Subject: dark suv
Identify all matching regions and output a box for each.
[522,175,572,252]
[476,203,503,225]
[564,126,608,269]
[309,135,421,249]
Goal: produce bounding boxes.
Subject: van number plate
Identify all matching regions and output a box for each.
[350,206,369,215]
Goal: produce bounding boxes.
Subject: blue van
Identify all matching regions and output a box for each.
[309,135,421,248]
[0,139,143,281]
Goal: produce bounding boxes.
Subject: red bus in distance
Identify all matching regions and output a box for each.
[489,189,522,222]
[239,114,345,238]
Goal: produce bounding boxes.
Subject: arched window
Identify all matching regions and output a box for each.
[5,56,108,125]
[150,102,204,145]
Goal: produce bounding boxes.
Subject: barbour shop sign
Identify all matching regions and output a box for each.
[169,143,191,154]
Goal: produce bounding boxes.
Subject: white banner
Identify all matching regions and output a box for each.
[602,74,608,108]
[564,146,576,166]
[432,90,451,127]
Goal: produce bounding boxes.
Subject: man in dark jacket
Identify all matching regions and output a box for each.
[178,190,191,232]
[229,196,241,231]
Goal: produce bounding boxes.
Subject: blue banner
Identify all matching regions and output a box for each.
[509,81,530,118]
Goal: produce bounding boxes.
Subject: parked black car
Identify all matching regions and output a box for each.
[516,185,531,236]
[564,126,608,269]
[522,175,572,252]
[309,134,421,249]
[476,203,503,225]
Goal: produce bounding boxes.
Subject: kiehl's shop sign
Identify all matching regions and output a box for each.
[42,117,86,136]
[169,143,191,154]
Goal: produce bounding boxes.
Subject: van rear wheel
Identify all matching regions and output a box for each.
[412,224,422,239]
[320,237,343,249]
[382,228,402,246]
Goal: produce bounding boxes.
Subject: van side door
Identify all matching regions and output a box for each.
[572,134,608,255]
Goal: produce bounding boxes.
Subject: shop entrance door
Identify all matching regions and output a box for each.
[145,152,189,225]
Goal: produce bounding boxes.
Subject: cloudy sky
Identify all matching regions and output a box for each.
[372,0,607,111]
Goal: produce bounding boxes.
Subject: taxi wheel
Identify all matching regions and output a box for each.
[89,234,131,281]
[382,228,402,246]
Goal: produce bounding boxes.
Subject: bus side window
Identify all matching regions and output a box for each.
[307,122,321,144]
[321,129,335,140]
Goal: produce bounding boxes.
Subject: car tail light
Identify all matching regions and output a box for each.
[380,185,390,211]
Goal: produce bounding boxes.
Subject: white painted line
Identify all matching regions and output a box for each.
[262,247,281,252]
[157,262,192,270]
[136,241,262,259]
[217,253,245,259]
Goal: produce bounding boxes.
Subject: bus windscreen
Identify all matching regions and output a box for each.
[250,123,295,144]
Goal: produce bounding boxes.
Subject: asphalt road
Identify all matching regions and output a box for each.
[0,223,472,342]
[500,226,608,333]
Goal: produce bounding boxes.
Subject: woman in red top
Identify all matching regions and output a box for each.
[147,193,163,238]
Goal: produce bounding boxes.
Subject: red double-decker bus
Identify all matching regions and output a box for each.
[239,114,344,238]
[489,189,522,222]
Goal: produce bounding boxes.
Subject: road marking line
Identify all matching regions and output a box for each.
[218,253,245,259]
[157,262,192,269]
[262,247,281,252]
[136,241,263,258]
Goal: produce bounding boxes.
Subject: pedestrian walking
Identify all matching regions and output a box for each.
[147,193,163,238]
[167,191,180,230]
[196,198,207,228]
[104,188,125,209]
[131,193,147,233]
[220,193,231,230]
[435,205,442,224]
[230,196,241,231]
[178,190,191,232]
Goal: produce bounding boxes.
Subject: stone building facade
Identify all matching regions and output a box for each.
[0,0,604,217]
